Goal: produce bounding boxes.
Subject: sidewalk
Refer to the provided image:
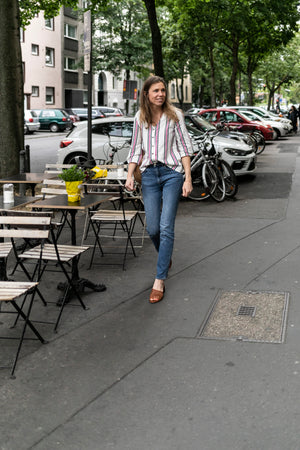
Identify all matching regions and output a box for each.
[1,134,300,450]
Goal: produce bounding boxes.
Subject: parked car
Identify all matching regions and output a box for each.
[32,109,73,132]
[228,106,293,132]
[58,117,134,164]
[64,108,80,123]
[238,110,290,139]
[185,123,256,176]
[198,108,274,141]
[93,106,123,117]
[24,110,40,134]
[71,108,106,121]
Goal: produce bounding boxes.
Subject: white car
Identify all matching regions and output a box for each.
[186,125,256,176]
[58,117,134,165]
[239,110,290,139]
[24,110,40,134]
[229,106,293,132]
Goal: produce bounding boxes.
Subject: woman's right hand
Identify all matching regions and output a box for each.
[125,175,135,191]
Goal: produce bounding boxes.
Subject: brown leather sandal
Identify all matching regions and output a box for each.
[149,287,165,304]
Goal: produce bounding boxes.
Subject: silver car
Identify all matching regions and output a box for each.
[24,110,40,134]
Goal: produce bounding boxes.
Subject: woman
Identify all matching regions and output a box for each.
[125,76,193,303]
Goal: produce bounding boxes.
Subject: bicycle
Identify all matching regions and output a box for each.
[188,133,238,202]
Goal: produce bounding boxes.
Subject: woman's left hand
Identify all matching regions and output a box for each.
[182,180,193,197]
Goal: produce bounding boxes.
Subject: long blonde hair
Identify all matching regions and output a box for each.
[139,76,179,126]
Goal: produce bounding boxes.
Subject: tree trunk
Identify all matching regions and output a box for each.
[143,0,164,78]
[228,38,239,106]
[208,46,216,107]
[0,0,23,178]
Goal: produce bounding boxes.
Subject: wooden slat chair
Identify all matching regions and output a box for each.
[81,184,141,270]
[0,211,89,332]
[34,177,74,243]
[44,163,73,175]
[0,242,12,280]
[0,280,46,378]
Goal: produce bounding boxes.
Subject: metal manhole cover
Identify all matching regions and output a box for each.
[198,290,289,343]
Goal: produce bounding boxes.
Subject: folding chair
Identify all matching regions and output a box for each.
[39,178,72,240]
[0,280,45,378]
[82,184,141,270]
[0,211,89,332]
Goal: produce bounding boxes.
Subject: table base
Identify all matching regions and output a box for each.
[56,278,107,306]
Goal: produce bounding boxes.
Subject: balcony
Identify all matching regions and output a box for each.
[64,71,79,84]
[64,37,78,52]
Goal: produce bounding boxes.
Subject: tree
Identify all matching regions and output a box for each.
[143,0,164,77]
[93,0,152,80]
[0,1,23,178]
[256,35,300,109]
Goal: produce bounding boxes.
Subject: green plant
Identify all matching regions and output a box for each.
[58,165,87,182]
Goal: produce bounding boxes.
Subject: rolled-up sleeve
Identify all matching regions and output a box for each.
[127,114,143,164]
[174,110,193,157]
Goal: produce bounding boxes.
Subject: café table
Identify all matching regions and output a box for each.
[0,173,55,196]
[28,193,112,294]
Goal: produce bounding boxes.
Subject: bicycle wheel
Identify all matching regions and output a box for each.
[218,160,238,198]
[203,162,226,202]
[188,164,210,201]
[252,132,265,155]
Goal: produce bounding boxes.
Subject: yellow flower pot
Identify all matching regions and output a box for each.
[65,181,82,202]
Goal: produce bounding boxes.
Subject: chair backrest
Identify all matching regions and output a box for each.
[0,211,51,240]
[44,163,73,175]
[41,179,67,198]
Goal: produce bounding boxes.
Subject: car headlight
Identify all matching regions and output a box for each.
[224,148,252,156]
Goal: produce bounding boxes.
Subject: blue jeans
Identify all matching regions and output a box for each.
[142,163,184,280]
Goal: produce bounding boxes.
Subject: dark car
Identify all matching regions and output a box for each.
[71,108,106,121]
[33,109,73,132]
[64,108,80,123]
[198,108,274,141]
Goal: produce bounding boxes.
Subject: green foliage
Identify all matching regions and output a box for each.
[92,0,152,79]
[19,0,109,27]
[58,165,87,182]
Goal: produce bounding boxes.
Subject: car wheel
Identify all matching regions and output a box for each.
[49,123,59,132]
[273,128,279,140]
[65,153,96,167]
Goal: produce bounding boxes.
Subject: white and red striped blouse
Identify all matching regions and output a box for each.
[127,109,193,173]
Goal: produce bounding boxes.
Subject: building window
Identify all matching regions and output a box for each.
[32,86,39,97]
[82,0,89,8]
[31,44,39,55]
[46,87,54,104]
[45,18,54,30]
[20,28,24,42]
[45,47,54,66]
[185,85,188,101]
[171,83,175,99]
[83,90,88,104]
[64,57,77,71]
[64,23,77,39]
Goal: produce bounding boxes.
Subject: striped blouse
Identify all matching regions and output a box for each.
[127,109,193,173]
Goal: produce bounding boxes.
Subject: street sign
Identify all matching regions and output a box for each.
[84,10,91,72]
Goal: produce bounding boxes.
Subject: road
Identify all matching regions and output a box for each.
[25,130,68,172]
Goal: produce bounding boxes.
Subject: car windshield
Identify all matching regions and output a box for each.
[186,115,215,131]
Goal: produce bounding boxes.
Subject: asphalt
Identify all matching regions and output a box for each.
[1,133,300,450]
